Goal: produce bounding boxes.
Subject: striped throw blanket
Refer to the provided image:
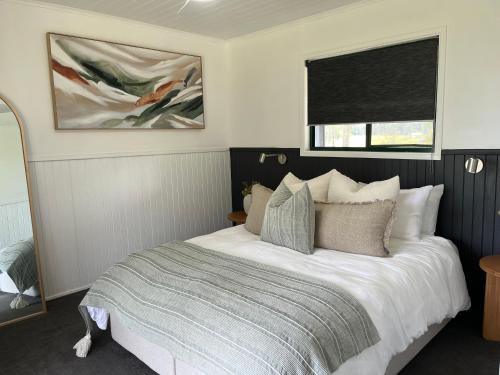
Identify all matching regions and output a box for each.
[0,237,37,309]
[77,241,379,375]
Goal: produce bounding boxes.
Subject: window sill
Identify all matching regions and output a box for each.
[300,148,441,160]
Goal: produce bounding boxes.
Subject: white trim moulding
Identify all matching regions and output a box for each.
[29,147,230,163]
[45,284,92,301]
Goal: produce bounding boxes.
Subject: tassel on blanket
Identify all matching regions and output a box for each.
[73,332,92,358]
[10,294,29,309]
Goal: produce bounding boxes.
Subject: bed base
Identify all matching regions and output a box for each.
[110,312,449,375]
[385,319,449,375]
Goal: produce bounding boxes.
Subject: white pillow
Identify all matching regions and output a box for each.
[283,171,332,202]
[421,185,444,235]
[327,170,400,203]
[391,186,433,241]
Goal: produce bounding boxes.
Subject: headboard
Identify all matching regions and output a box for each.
[230,147,500,317]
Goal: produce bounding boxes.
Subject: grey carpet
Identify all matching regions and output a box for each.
[0,290,498,374]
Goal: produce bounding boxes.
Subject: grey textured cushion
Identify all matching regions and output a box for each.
[261,182,315,254]
[315,200,396,257]
[244,184,273,235]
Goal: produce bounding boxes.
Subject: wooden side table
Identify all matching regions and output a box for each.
[227,211,247,225]
[480,255,500,341]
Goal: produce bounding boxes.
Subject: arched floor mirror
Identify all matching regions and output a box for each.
[0,95,46,327]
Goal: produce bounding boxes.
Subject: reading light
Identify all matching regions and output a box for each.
[259,153,287,165]
[465,157,484,174]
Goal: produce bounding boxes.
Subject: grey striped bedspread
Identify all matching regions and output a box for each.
[80,241,379,375]
[0,237,36,293]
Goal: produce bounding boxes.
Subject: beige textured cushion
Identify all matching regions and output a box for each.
[283,171,332,203]
[244,184,273,235]
[328,170,400,203]
[315,200,396,257]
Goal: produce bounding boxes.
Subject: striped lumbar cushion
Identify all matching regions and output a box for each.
[261,181,315,254]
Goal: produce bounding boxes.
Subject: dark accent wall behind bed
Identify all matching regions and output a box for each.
[230,147,500,319]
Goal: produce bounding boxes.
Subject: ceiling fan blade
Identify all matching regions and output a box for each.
[177,0,191,14]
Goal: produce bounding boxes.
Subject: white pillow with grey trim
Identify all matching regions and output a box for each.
[261,181,315,254]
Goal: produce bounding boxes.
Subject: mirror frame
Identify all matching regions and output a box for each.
[0,95,47,327]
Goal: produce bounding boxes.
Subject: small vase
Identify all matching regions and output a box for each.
[243,194,252,214]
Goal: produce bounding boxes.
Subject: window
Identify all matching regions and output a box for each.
[306,37,439,154]
[311,121,434,152]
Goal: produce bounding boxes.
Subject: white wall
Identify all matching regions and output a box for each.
[228,0,500,150]
[3,0,500,297]
[0,117,29,204]
[0,115,33,248]
[0,0,230,161]
[0,0,233,298]
[30,151,231,298]
[0,201,33,249]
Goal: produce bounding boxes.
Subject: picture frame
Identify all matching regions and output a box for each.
[46,33,205,130]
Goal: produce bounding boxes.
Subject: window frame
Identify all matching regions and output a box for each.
[299,28,446,161]
[309,122,435,153]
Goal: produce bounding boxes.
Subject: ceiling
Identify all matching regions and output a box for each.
[30,0,365,39]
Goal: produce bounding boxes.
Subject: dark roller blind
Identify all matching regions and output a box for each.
[307,37,439,125]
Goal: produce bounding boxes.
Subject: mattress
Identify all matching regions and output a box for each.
[97,225,469,374]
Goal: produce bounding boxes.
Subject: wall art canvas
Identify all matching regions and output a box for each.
[47,33,204,130]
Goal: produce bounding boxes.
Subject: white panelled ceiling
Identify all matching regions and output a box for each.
[28,0,366,39]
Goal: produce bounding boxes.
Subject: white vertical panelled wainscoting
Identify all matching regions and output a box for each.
[0,200,33,248]
[29,150,232,299]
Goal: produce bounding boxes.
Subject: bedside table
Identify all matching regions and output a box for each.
[480,255,500,341]
[227,211,247,225]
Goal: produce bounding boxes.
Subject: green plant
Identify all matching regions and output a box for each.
[242,181,259,197]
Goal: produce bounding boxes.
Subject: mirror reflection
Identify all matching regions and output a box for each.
[0,98,44,324]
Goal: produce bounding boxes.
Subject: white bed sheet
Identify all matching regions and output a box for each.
[89,225,470,375]
[186,225,470,375]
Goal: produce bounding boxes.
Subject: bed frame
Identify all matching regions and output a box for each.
[110,312,450,375]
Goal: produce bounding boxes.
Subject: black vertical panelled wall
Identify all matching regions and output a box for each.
[230,147,500,320]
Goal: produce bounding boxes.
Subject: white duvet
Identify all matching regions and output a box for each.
[89,225,470,374]
[187,225,470,375]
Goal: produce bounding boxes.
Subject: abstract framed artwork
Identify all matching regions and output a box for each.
[46,33,205,130]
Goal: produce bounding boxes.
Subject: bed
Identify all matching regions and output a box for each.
[81,225,469,375]
[0,237,39,308]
